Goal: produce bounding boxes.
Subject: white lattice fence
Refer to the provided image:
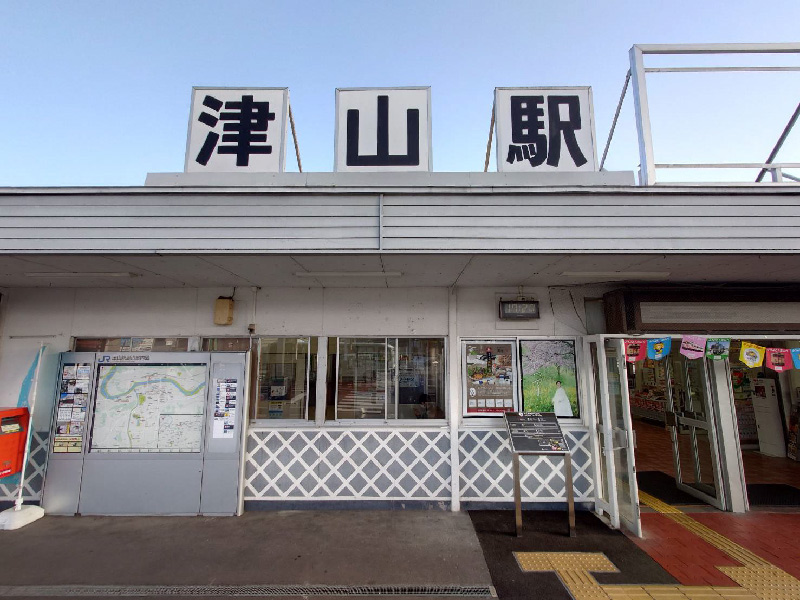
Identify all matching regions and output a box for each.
[245,429,451,500]
[0,431,49,502]
[459,428,594,502]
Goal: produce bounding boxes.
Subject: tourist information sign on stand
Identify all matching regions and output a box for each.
[504,412,576,537]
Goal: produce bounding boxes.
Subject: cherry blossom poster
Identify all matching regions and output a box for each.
[519,340,579,418]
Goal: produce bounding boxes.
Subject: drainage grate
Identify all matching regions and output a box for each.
[0,584,496,597]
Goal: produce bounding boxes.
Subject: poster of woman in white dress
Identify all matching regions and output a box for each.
[519,340,579,417]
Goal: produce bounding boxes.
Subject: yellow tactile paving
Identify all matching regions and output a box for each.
[513,493,800,600]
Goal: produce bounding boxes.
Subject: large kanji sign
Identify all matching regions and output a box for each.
[495,87,597,173]
[185,87,288,173]
[335,87,432,172]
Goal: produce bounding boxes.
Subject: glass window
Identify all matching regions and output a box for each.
[396,338,445,419]
[73,337,189,352]
[202,337,252,352]
[335,337,445,420]
[255,337,313,420]
[337,338,387,419]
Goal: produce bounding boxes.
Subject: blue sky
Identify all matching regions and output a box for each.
[1,0,798,185]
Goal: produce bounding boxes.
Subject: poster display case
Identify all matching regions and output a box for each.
[461,338,582,419]
[462,341,518,416]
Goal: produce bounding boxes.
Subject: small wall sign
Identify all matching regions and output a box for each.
[499,300,540,320]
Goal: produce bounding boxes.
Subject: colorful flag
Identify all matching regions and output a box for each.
[624,339,646,362]
[740,342,765,368]
[791,348,800,369]
[706,338,731,360]
[680,335,707,359]
[647,337,671,360]
[765,348,792,372]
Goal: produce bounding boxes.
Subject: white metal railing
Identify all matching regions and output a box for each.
[602,43,800,185]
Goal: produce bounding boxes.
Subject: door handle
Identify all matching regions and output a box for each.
[612,428,628,449]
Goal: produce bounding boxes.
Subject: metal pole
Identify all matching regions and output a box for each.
[599,71,631,171]
[629,46,656,185]
[288,103,303,173]
[564,452,576,537]
[484,101,496,172]
[513,452,522,537]
[756,101,800,182]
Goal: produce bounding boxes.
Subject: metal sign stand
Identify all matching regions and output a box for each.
[511,449,576,537]
[505,412,576,537]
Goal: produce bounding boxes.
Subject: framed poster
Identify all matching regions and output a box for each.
[462,341,518,416]
[519,339,580,418]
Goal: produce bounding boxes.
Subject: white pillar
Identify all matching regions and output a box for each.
[710,359,748,513]
[448,288,461,511]
[316,337,328,426]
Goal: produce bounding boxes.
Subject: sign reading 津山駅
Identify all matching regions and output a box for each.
[335,87,431,172]
[185,87,288,173]
[495,87,597,173]
[504,412,569,453]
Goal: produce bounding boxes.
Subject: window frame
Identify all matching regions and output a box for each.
[331,336,448,427]
[250,335,314,426]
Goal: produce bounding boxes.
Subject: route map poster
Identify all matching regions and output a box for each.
[90,364,208,453]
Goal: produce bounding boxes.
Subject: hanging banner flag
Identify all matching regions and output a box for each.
[705,338,731,360]
[791,348,800,369]
[647,337,671,360]
[740,342,765,368]
[765,348,792,372]
[680,335,707,360]
[624,339,646,362]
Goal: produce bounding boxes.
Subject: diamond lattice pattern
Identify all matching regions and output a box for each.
[459,429,594,501]
[0,431,49,502]
[245,429,451,500]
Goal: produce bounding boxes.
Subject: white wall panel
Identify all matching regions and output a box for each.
[2,289,76,337]
[71,288,201,335]
[256,288,325,335]
[320,288,448,336]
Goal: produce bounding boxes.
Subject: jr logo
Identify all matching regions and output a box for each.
[98,355,111,363]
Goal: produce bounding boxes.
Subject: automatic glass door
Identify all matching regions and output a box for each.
[664,354,726,510]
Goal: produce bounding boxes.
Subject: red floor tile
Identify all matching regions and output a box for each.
[630,513,739,586]
[692,512,800,580]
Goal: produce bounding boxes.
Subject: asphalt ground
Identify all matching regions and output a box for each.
[468,510,678,600]
[0,510,493,599]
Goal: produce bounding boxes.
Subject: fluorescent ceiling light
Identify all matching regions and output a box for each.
[24,272,139,278]
[294,271,403,277]
[560,271,670,279]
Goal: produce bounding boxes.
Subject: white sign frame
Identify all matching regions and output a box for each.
[494,86,598,173]
[185,87,289,173]
[334,86,432,172]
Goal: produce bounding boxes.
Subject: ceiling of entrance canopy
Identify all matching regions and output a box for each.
[0,253,799,288]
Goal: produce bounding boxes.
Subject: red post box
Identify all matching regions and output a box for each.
[0,407,30,478]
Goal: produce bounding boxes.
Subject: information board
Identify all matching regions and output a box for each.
[52,362,92,453]
[504,412,569,453]
[90,363,207,452]
[212,378,238,439]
